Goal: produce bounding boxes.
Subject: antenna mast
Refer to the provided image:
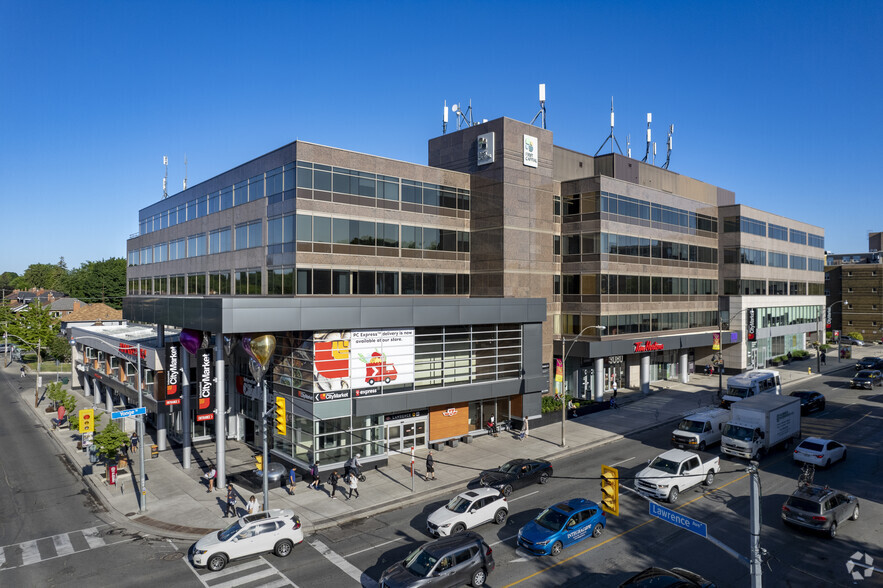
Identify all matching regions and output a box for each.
[661,124,674,169]
[451,100,478,129]
[442,101,449,134]
[594,97,623,156]
[183,154,188,190]
[162,155,168,199]
[642,113,652,162]
[530,83,547,129]
[627,134,631,158]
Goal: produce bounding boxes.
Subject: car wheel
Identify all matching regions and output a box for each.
[825,458,831,468]
[550,541,563,556]
[502,484,513,497]
[828,521,838,539]
[668,487,679,503]
[704,470,715,486]
[820,401,826,411]
[451,523,467,534]
[494,508,507,525]
[592,523,604,538]
[274,540,293,557]
[698,441,706,451]
[851,505,859,521]
[539,472,550,485]
[841,449,847,463]
[207,553,228,572]
[471,568,487,587]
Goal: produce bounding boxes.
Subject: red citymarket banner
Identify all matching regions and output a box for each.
[165,344,181,406]
[633,340,664,352]
[196,348,215,422]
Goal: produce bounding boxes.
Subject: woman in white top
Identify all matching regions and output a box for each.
[246,495,260,515]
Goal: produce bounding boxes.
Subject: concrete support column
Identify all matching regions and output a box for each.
[215,333,227,488]
[89,378,98,405]
[69,340,78,388]
[593,357,605,402]
[104,383,113,412]
[679,351,690,384]
[640,353,651,395]
[156,412,167,451]
[182,350,191,470]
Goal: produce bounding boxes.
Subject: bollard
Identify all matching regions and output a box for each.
[808,367,812,374]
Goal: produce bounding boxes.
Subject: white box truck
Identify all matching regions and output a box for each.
[720,395,801,460]
[671,408,731,451]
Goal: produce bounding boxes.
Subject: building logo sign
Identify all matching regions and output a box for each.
[316,390,351,402]
[384,409,428,422]
[196,348,214,422]
[353,387,381,398]
[746,308,757,341]
[826,306,832,329]
[442,407,458,417]
[165,344,181,406]
[119,343,147,360]
[477,132,494,166]
[523,134,538,167]
[634,340,664,352]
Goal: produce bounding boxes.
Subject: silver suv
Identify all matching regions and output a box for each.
[781,484,859,539]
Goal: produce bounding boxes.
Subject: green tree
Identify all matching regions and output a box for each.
[65,257,126,309]
[0,271,19,293]
[6,303,59,361]
[93,420,129,461]
[17,260,68,291]
[47,333,71,362]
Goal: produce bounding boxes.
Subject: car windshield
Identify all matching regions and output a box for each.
[218,519,245,542]
[648,457,679,474]
[727,386,750,399]
[677,419,704,433]
[446,496,472,513]
[855,371,874,378]
[723,423,754,442]
[403,546,438,577]
[798,441,824,451]
[499,461,525,474]
[535,508,567,532]
[786,496,822,514]
[791,392,810,400]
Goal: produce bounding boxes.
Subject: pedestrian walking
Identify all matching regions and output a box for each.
[347,472,359,500]
[344,454,362,479]
[308,461,320,489]
[568,399,576,418]
[486,414,498,437]
[204,466,217,492]
[246,495,260,515]
[130,432,139,452]
[610,387,619,409]
[288,466,297,496]
[425,451,436,481]
[20,366,26,378]
[224,483,237,517]
[519,417,529,441]
[821,350,826,365]
[328,470,340,500]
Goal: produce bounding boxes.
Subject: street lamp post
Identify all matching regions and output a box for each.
[560,325,605,447]
[828,300,847,363]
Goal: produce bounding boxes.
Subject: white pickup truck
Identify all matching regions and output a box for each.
[634,449,720,504]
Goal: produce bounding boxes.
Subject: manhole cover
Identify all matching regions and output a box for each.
[162,552,185,561]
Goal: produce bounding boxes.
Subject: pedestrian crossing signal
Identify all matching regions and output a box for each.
[255,455,263,471]
[275,397,286,436]
[601,465,619,516]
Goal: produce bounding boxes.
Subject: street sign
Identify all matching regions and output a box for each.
[649,502,707,538]
[111,407,146,419]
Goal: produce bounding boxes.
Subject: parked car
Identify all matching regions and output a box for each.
[855,356,883,371]
[517,498,606,556]
[781,484,859,539]
[839,336,865,346]
[792,437,847,467]
[479,458,552,497]
[426,488,508,537]
[189,509,303,571]
[619,567,716,587]
[379,531,495,588]
[850,370,883,389]
[789,391,826,414]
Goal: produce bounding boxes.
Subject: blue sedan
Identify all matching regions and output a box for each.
[517,498,606,556]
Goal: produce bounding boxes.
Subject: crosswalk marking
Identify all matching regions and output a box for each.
[20,541,42,566]
[310,539,376,588]
[210,569,281,588]
[81,527,106,549]
[203,557,266,579]
[52,533,75,557]
[183,554,298,588]
[0,524,120,570]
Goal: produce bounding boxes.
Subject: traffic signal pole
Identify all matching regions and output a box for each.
[262,378,269,512]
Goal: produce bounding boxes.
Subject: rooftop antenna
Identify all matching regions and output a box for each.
[594,97,623,156]
[530,83,547,129]
[162,155,168,199]
[442,101,449,134]
[627,134,632,158]
[661,124,674,169]
[183,153,188,190]
[652,141,657,165]
[451,100,477,129]
[642,113,652,162]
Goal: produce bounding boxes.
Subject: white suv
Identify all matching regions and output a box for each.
[190,509,303,571]
[426,487,508,537]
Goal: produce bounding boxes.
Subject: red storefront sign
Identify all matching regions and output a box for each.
[442,408,458,417]
[634,340,664,352]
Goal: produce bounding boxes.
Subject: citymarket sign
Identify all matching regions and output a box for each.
[634,340,664,352]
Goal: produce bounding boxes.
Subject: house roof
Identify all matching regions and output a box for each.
[62,303,123,323]
[47,297,84,311]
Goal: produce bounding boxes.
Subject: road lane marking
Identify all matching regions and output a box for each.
[182,554,297,588]
[489,534,518,547]
[205,558,267,579]
[311,539,375,587]
[508,490,539,502]
[344,536,407,558]
[611,457,635,467]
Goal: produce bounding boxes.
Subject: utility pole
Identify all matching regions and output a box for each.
[34,341,41,407]
[748,461,763,588]
[137,343,146,512]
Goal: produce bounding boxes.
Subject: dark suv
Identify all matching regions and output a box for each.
[855,356,883,371]
[781,484,859,539]
[379,531,495,587]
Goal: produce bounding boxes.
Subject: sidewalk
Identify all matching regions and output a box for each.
[9,347,873,542]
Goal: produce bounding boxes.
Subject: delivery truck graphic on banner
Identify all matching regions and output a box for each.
[360,351,398,385]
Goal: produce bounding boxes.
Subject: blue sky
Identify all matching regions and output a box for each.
[1,1,880,275]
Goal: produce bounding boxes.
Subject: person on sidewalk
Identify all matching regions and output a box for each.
[204,466,217,492]
[519,417,529,441]
[486,415,498,437]
[344,454,362,479]
[130,432,139,452]
[346,472,359,500]
[568,399,576,418]
[425,451,436,481]
[308,461,320,490]
[20,366,26,378]
[610,388,619,409]
[821,350,826,365]
[224,483,237,518]
[287,467,296,496]
[246,495,260,515]
[328,470,340,500]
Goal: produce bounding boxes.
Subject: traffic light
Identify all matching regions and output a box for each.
[79,409,94,433]
[275,396,286,436]
[255,455,263,471]
[601,465,619,516]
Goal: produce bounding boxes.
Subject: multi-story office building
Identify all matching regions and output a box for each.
[72,114,826,475]
[825,232,883,343]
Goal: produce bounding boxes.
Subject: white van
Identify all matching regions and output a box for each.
[721,370,781,408]
[671,408,731,451]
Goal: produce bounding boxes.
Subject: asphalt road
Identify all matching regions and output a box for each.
[3,365,880,587]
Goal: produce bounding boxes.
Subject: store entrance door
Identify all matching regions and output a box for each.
[386,417,427,453]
